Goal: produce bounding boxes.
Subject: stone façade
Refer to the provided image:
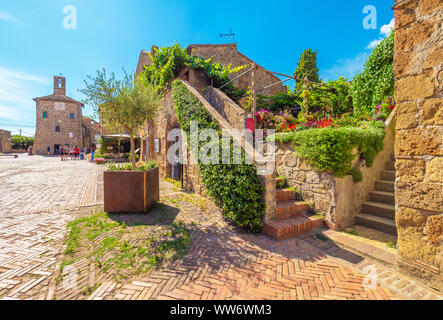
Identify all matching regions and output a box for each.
[33,76,84,155]
[394,0,443,290]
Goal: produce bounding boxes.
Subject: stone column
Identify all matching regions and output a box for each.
[394,0,442,290]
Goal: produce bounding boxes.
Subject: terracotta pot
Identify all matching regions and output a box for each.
[103,167,159,213]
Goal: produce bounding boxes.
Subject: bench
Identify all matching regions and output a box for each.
[0,154,18,158]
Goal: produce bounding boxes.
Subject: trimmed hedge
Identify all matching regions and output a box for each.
[273,121,386,180]
[172,80,265,232]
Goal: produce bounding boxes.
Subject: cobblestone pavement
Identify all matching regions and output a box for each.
[0,155,104,299]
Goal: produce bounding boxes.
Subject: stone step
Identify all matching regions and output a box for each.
[275,201,308,220]
[355,213,397,235]
[361,201,395,219]
[381,170,396,181]
[276,189,296,202]
[369,191,395,205]
[385,160,395,171]
[375,180,395,192]
[263,215,324,241]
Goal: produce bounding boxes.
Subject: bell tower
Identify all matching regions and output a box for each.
[54,76,66,95]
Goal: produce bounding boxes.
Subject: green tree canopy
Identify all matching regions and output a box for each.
[350,32,394,116]
[294,49,320,90]
[80,69,164,169]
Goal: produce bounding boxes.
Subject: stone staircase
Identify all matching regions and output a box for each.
[355,154,397,235]
[263,189,324,240]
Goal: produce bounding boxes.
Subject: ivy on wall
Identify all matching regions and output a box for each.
[273,121,386,181]
[172,80,265,232]
[142,44,246,103]
[350,32,394,116]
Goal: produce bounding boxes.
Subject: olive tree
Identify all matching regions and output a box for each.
[80,69,163,169]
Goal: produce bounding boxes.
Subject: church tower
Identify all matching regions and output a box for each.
[33,76,84,155]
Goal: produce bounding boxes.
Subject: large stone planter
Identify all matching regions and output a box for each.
[103,167,159,213]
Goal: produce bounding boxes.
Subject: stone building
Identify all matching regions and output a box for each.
[394,0,442,290]
[33,76,84,155]
[0,129,11,153]
[136,43,285,97]
[136,43,284,181]
[82,117,100,152]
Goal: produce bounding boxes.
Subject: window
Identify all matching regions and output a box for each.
[58,78,62,88]
[55,126,60,132]
[69,113,75,119]
[43,111,48,118]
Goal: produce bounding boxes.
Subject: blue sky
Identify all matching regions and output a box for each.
[0,0,394,136]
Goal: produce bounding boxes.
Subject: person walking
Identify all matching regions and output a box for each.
[47,146,51,155]
[60,147,65,161]
[91,147,95,162]
[74,146,79,160]
[80,146,85,160]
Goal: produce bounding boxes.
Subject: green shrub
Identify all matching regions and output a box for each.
[11,135,34,150]
[273,121,385,178]
[172,80,265,232]
[107,160,157,171]
[349,167,363,183]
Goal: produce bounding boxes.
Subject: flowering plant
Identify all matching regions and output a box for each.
[373,95,396,121]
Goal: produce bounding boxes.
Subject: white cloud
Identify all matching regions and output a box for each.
[0,11,23,26]
[380,19,395,37]
[321,52,370,81]
[366,39,383,50]
[0,67,49,134]
[366,18,394,50]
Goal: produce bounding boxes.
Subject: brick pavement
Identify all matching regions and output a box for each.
[85,182,442,301]
[0,155,104,299]
[0,155,441,300]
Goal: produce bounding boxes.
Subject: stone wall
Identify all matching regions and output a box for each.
[394,0,442,290]
[188,43,285,97]
[0,129,11,153]
[34,100,83,155]
[275,112,396,230]
[204,86,246,131]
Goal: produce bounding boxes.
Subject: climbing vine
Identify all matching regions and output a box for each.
[142,44,246,102]
[172,80,265,232]
[350,32,394,116]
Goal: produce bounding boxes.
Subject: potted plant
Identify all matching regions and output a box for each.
[103,161,159,213]
[81,69,163,213]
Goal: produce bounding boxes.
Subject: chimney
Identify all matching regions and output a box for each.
[54,76,66,95]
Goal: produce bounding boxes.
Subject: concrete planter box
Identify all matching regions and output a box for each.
[103,167,159,213]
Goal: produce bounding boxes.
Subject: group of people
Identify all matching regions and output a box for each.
[57,146,84,161]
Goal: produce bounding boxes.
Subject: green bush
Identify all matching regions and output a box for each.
[107,160,157,172]
[350,32,394,116]
[273,121,385,178]
[172,80,265,232]
[11,135,34,150]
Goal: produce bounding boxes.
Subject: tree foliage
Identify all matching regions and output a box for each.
[350,32,394,116]
[80,69,164,169]
[11,135,34,150]
[294,49,320,90]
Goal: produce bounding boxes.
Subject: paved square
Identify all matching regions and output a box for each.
[0,155,441,300]
[0,155,103,299]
